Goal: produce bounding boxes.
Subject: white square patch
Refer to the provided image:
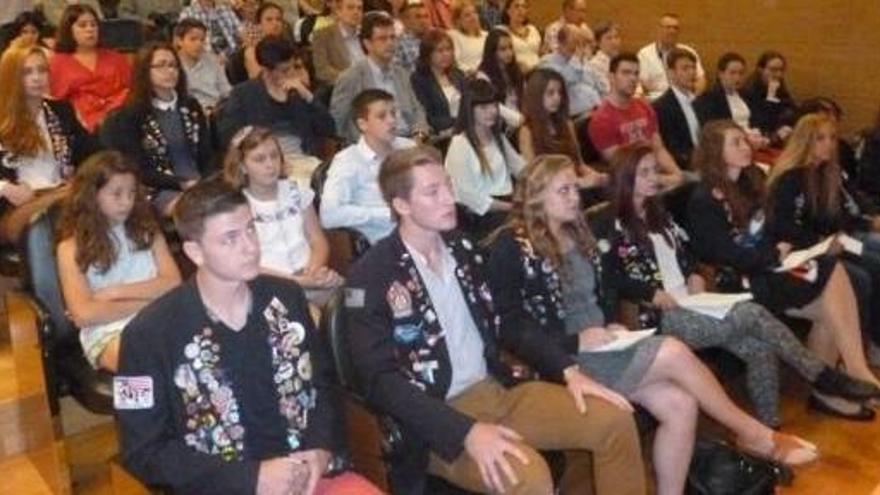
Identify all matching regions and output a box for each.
[114,376,155,410]
[344,288,365,308]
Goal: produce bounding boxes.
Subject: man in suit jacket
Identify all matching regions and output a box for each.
[344,146,646,494]
[653,48,701,170]
[311,0,364,84]
[330,11,429,143]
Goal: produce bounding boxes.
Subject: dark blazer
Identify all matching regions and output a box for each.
[410,66,467,134]
[693,85,755,128]
[100,95,214,193]
[741,78,796,137]
[653,88,697,169]
[487,228,628,356]
[216,78,336,151]
[766,166,871,248]
[344,229,573,489]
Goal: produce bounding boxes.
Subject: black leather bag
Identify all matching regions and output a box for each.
[686,439,792,495]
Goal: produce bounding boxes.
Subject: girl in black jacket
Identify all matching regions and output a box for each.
[100,42,214,216]
[689,119,880,419]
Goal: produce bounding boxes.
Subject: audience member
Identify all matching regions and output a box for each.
[42,0,104,27]
[0,43,96,243]
[445,78,524,236]
[223,126,342,304]
[542,0,594,57]
[179,0,243,58]
[478,0,503,30]
[57,151,181,372]
[768,114,880,356]
[476,27,524,129]
[489,154,829,493]
[311,0,364,85]
[100,42,213,216]
[1,10,51,53]
[538,24,605,121]
[218,37,335,185]
[742,50,797,142]
[609,143,875,428]
[422,0,453,29]
[392,0,431,74]
[226,1,289,85]
[447,0,487,74]
[653,47,701,169]
[694,52,767,148]
[321,89,415,243]
[344,145,647,495]
[410,29,467,140]
[519,69,578,162]
[116,179,382,495]
[636,13,705,100]
[174,18,231,114]
[589,20,621,94]
[49,4,131,133]
[501,0,540,73]
[587,53,683,187]
[689,119,880,418]
[233,0,262,48]
[330,11,429,143]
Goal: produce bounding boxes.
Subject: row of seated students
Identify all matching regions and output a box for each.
[3,2,880,494]
[54,120,880,494]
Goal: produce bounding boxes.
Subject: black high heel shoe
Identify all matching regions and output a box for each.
[807,392,876,421]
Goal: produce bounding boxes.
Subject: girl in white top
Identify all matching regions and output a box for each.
[501,0,541,73]
[447,0,487,74]
[223,126,342,304]
[446,78,525,235]
[57,151,181,371]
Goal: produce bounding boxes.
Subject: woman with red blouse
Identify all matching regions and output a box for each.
[49,4,131,133]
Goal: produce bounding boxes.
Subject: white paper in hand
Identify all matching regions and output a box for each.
[775,236,835,273]
[674,292,753,320]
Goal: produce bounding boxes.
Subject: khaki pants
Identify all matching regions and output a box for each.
[428,379,646,495]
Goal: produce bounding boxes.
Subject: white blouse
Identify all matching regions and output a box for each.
[445,133,525,215]
[727,91,752,130]
[448,28,488,74]
[506,24,541,73]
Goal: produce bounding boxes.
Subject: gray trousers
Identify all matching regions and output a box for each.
[661,300,825,427]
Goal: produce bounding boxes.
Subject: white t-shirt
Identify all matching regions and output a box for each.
[246,180,315,275]
[505,24,541,73]
[448,28,488,74]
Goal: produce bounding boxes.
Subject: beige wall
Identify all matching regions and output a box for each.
[531,1,880,134]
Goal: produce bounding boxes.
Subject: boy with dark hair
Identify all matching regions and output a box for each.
[174,18,232,113]
[653,47,701,169]
[321,88,416,243]
[344,146,647,494]
[116,179,381,495]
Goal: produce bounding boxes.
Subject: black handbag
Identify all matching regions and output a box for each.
[686,439,793,495]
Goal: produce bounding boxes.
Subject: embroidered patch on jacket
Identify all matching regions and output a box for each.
[114,376,154,410]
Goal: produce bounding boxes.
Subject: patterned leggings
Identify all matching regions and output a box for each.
[661,300,826,427]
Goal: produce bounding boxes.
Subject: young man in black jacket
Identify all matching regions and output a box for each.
[115,180,380,495]
[344,146,646,494]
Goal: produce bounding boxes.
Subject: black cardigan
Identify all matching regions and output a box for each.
[99,95,214,193]
[766,166,871,249]
[487,228,629,356]
[216,78,336,151]
[410,66,467,134]
[740,78,796,137]
[693,84,755,128]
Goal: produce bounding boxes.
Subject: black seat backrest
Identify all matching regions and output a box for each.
[99,19,145,52]
[322,288,359,393]
[21,205,78,352]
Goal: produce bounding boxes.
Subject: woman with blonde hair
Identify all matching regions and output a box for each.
[488,153,821,494]
[0,41,96,243]
[447,0,487,74]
